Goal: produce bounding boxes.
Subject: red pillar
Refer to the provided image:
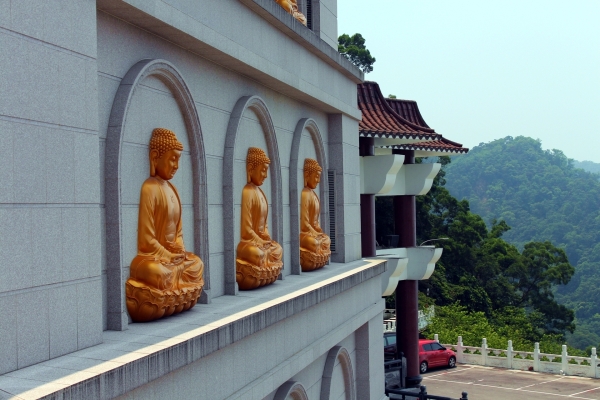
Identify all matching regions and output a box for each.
[360,137,376,258]
[393,149,422,387]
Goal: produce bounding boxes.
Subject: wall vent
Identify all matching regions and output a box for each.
[306,0,313,30]
[328,169,336,253]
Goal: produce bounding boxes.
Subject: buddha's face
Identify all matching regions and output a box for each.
[249,162,269,186]
[152,149,181,180]
[305,170,321,190]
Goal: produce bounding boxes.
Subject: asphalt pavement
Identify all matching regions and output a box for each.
[408,364,600,400]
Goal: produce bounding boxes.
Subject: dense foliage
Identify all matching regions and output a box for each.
[337,33,376,73]
[423,304,586,356]
[376,154,577,348]
[443,137,600,349]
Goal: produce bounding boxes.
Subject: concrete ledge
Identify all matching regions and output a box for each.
[96,0,363,120]
[0,259,386,400]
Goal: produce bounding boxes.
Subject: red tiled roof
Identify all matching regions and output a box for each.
[385,98,430,128]
[358,81,438,140]
[358,81,469,155]
[380,138,469,154]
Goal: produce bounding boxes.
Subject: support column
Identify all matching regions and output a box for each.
[393,149,422,387]
[359,137,376,257]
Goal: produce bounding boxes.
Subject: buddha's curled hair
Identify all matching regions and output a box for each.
[304,158,322,173]
[150,128,184,157]
[247,147,271,167]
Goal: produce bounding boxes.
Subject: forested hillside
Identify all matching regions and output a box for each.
[574,160,600,175]
[376,156,577,352]
[443,136,600,349]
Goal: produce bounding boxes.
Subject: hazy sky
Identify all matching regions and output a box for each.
[338,1,600,162]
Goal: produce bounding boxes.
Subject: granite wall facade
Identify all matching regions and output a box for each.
[0,1,383,398]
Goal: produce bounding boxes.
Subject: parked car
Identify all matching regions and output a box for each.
[383,334,457,373]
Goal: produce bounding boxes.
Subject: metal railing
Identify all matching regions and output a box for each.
[386,385,468,400]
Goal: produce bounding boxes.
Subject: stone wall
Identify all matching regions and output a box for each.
[0,0,103,374]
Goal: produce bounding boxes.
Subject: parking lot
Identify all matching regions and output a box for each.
[418,365,600,400]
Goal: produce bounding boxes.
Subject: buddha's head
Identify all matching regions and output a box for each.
[247,147,270,186]
[303,158,322,189]
[149,128,184,180]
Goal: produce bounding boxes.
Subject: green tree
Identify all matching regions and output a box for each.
[443,136,600,347]
[337,33,376,73]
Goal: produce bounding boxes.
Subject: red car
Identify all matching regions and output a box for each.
[383,334,456,373]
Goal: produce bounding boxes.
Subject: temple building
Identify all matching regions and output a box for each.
[357,81,468,387]
[0,1,385,399]
[0,1,467,399]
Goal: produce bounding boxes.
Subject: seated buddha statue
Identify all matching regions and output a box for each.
[299,158,331,271]
[275,0,308,26]
[236,147,284,290]
[126,128,204,322]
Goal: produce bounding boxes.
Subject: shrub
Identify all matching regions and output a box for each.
[568,358,579,365]
[514,353,523,359]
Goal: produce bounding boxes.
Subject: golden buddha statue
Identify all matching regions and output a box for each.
[125,128,204,322]
[275,0,308,26]
[236,147,284,290]
[299,158,331,271]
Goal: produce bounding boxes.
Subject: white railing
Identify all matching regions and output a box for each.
[435,335,599,378]
[383,306,435,333]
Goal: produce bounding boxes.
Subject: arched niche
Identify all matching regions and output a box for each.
[274,381,310,400]
[105,59,210,331]
[223,95,283,295]
[320,346,356,400]
[289,118,328,274]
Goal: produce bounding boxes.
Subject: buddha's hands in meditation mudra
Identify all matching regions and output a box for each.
[125,128,204,322]
[299,158,331,271]
[236,147,283,290]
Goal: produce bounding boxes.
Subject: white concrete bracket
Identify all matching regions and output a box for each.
[374,246,443,296]
[360,154,405,194]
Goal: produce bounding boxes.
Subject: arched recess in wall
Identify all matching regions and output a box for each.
[223,95,283,295]
[289,118,328,274]
[105,59,210,331]
[320,346,356,400]
[274,381,310,400]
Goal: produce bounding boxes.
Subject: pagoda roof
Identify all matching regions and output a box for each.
[358,81,438,140]
[379,138,469,155]
[358,81,469,155]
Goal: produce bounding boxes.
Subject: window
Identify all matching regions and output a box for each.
[431,343,445,351]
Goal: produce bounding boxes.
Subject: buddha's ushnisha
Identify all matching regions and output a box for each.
[126,128,204,322]
[236,147,283,290]
[300,158,331,271]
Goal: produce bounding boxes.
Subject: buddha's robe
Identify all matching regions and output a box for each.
[299,187,331,271]
[126,177,204,322]
[275,0,307,25]
[236,183,283,290]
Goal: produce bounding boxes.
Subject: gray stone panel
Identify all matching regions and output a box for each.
[30,208,62,287]
[49,285,78,358]
[45,130,75,203]
[77,280,103,349]
[9,0,97,58]
[13,126,46,203]
[0,121,13,203]
[74,133,101,204]
[0,208,30,293]
[17,289,50,369]
[0,295,17,375]
[206,156,224,205]
[61,208,90,282]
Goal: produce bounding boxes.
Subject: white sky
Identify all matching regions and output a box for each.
[337,0,600,162]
